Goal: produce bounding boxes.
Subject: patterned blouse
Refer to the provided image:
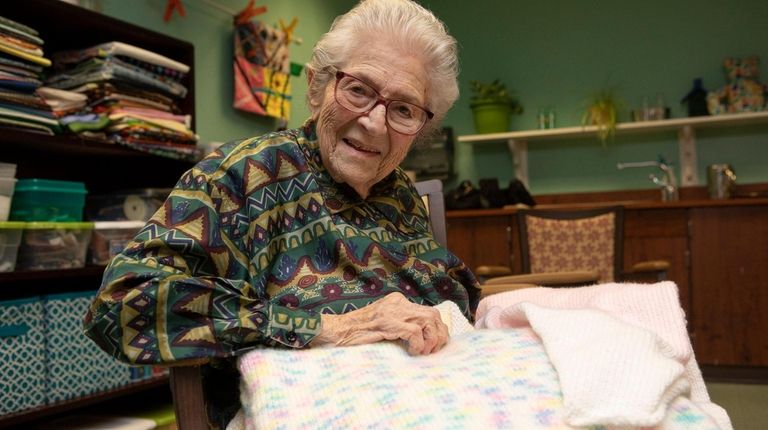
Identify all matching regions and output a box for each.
[84,121,480,365]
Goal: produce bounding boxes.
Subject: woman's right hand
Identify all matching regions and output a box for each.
[310,292,449,355]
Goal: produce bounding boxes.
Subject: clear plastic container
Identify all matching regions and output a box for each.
[86,188,171,221]
[90,221,145,264]
[0,177,17,222]
[0,221,24,272]
[0,162,16,178]
[16,222,94,271]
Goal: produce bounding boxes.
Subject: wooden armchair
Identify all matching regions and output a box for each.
[413,179,447,247]
[476,206,669,296]
[170,179,449,429]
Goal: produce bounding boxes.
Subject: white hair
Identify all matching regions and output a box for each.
[307,0,459,133]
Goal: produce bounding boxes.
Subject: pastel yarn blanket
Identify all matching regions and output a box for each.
[230,299,723,429]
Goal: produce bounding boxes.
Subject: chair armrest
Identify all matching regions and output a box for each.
[621,260,670,283]
[475,265,513,277]
[171,366,209,430]
[629,260,670,272]
[479,283,538,298]
[483,270,600,287]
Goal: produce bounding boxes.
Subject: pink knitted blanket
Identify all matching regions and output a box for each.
[475,281,731,429]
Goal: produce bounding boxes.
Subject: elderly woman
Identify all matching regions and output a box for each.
[85,0,477,370]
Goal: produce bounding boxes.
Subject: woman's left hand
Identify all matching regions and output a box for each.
[310,292,449,355]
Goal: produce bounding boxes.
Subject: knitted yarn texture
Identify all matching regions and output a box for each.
[230,297,721,429]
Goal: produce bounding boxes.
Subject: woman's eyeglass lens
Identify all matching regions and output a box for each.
[334,71,432,135]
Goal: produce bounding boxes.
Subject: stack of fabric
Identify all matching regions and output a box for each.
[0,15,59,135]
[36,87,88,117]
[47,41,197,160]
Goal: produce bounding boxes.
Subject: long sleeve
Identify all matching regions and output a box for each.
[83,141,322,365]
[366,176,481,318]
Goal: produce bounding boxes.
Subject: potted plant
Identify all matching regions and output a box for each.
[469,79,523,134]
[582,88,622,145]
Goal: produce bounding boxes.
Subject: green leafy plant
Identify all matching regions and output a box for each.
[582,88,622,145]
[469,79,523,114]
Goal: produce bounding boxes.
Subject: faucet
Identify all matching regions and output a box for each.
[616,160,679,201]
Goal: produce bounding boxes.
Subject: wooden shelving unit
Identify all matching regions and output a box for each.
[457,111,768,187]
[2,129,194,194]
[0,0,196,423]
[0,266,106,300]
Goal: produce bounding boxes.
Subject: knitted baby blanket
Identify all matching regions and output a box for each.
[476,281,731,430]
[230,299,721,430]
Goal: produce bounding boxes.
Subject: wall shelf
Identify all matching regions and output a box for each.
[0,266,107,300]
[457,111,768,187]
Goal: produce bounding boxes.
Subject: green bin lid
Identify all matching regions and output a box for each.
[135,403,177,425]
[24,221,94,229]
[15,178,87,194]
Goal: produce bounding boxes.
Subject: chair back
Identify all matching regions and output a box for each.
[518,206,624,282]
[414,179,447,247]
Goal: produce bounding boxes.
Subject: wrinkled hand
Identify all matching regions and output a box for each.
[311,292,449,355]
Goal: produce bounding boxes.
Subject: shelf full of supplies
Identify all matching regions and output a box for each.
[457,110,768,187]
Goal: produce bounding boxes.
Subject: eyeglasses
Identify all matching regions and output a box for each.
[334,70,434,135]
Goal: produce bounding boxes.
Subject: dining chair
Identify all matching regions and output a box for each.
[476,206,669,292]
[413,179,447,247]
[171,179,449,429]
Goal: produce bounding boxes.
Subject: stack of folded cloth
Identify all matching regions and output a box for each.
[47,41,198,160]
[36,86,88,119]
[0,15,59,135]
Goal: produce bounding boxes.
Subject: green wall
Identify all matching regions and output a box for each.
[426,0,768,193]
[102,0,768,195]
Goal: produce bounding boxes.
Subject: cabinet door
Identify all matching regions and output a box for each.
[446,215,512,273]
[624,209,690,315]
[690,206,768,366]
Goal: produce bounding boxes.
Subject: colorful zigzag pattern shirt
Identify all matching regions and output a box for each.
[84,121,479,365]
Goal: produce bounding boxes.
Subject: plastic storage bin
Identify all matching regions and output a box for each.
[0,296,47,414]
[0,177,17,222]
[86,188,170,221]
[43,291,134,402]
[10,178,87,222]
[90,221,145,264]
[0,162,16,222]
[16,222,94,271]
[0,221,24,272]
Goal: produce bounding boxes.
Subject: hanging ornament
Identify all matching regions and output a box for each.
[235,0,268,26]
[279,17,299,45]
[163,0,186,22]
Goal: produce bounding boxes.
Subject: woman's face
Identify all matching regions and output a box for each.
[311,40,428,199]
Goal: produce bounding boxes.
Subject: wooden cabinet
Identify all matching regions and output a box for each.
[0,0,194,426]
[624,208,690,316]
[689,206,768,366]
[446,212,513,273]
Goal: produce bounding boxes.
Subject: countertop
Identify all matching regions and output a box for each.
[446,196,768,218]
